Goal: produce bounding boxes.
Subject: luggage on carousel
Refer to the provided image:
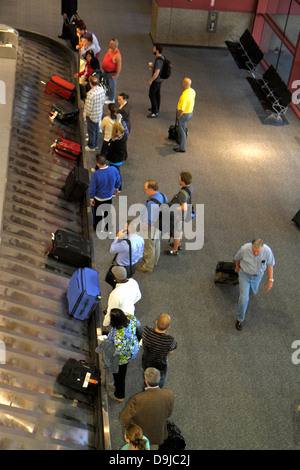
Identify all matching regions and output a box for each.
[292,209,300,228]
[50,100,79,122]
[57,358,100,394]
[52,137,81,160]
[67,267,101,320]
[46,75,75,100]
[214,261,239,285]
[49,229,91,267]
[63,166,89,201]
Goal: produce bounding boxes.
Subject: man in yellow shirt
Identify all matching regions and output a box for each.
[173,78,196,153]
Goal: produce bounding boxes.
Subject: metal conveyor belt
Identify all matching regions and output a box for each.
[0,30,105,450]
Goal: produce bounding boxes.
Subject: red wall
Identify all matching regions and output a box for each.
[157,0,258,12]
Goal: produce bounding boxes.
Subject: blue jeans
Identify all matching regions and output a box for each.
[237,270,263,322]
[178,112,193,151]
[87,116,99,149]
[103,71,117,101]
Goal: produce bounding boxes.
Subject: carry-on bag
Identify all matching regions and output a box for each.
[52,137,81,160]
[57,358,100,394]
[46,75,75,100]
[159,420,186,451]
[67,267,101,320]
[63,166,89,201]
[49,100,79,121]
[292,209,300,228]
[49,230,91,267]
[168,113,188,143]
[214,261,239,285]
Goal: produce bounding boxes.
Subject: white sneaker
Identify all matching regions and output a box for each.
[85,146,96,151]
[105,99,115,105]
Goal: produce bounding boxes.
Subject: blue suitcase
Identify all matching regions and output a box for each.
[67,268,101,320]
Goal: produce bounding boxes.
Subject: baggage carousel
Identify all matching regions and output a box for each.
[0,28,109,450]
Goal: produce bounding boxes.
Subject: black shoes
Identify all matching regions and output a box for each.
[173,148,185,153]
[169,243,182,251]
[235,320,243,331]
[166,250,179,256]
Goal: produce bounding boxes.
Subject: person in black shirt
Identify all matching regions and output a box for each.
[59,0,78,39]
[147,44,164,118]
[166,171,194,256]
[142,314,177,388]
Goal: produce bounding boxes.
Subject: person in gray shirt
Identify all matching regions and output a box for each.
[234,238,275,330]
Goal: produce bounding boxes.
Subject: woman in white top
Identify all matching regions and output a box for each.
[100,103,122,156]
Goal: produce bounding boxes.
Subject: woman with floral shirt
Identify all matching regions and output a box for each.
[108,308,140,402]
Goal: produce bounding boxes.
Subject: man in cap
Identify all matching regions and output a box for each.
[102,266,141,334]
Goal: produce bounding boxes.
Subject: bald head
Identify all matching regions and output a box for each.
[156,314,171,332]
[182,77,192,89]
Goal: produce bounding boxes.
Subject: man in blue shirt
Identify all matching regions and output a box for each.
[234,238,275,330]
[109,220,144,277]
[89,155,121,232]
[137,179,167,273]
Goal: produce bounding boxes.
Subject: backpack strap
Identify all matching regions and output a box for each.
[149,193,167,206]
[179,186,192,204]
[124,238,132,274]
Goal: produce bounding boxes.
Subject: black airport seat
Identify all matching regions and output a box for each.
[225,29,264,75]
[247,65,292,121]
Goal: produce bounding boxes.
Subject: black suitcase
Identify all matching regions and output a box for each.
[168,115,188,143]
[292,209,300,228]
[50,100,79,121]
[168,123,179,142]
[63,166,89,202]
[214,261,239,285]
[57,358,100,395]
[49,230,91,267]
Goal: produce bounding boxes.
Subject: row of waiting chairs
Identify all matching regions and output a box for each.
[225,30,292,122]
[225,29,264,76]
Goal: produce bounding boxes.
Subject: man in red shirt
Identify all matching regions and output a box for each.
[102,39,122,104]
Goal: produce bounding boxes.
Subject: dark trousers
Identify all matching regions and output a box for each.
[94,198,112,231]
[113,362,128,399]
[123,262,137,278]
[149,81,162,114]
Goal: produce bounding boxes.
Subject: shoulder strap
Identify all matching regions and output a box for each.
[180,186,192,203]
[124,238,132,273]
[149,193,167,206]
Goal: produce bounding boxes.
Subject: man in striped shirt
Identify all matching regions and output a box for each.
[83,75,106,150]
[142,314,177,388]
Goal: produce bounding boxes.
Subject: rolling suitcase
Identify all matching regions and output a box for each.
[67,268,101,320]
[49,230,91,267]
[50,100,79,121]
[52,137,81,160]
[214,261,239,285]
[57,358,100,395]
[292,209,300,228]
[46,75,75,100]
[168,115,188,143]
[63,166,89,201]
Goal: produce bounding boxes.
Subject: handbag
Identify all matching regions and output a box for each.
[159,420,186,450]
[105,239,133,287]
[105,254,118,288]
